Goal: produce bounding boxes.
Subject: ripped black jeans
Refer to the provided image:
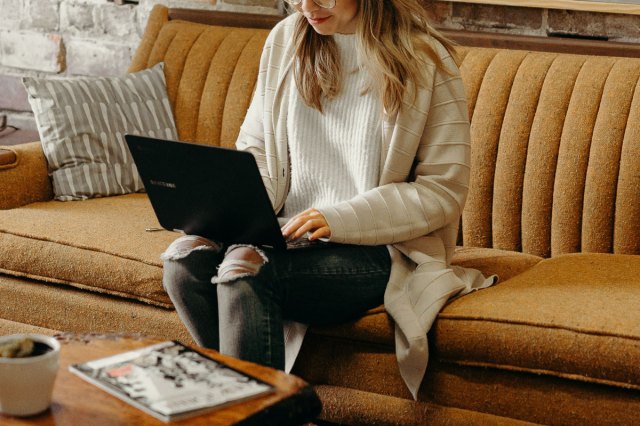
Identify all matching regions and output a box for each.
[162,235,391,370]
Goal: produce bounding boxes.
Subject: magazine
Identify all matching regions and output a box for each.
[69,340,274,422]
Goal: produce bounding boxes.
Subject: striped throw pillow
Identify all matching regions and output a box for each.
[23,63,178,201]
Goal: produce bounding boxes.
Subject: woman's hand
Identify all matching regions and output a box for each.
[281,208,331,241]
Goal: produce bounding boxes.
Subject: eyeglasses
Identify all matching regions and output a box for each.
[284,0,336,9]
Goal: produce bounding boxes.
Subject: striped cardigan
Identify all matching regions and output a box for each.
[236,14,494,399]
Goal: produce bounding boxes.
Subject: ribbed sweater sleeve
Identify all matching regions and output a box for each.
[236,63,272,204]
[318,49,471,245]
[235,19,287,208]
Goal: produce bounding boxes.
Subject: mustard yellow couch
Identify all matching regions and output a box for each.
[1,5,639,425]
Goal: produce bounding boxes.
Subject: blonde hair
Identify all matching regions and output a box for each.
[292,0,457,114]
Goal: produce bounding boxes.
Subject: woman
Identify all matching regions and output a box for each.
[162,0,493,398]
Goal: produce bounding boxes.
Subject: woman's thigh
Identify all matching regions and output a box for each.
[266,244,391,326]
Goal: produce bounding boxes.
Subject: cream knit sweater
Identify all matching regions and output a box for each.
[283,33,381,218]
[237,14,494,399]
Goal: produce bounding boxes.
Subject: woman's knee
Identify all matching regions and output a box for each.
[162,235,221,293]
[213,245,268,284]
[161,235,221,262]
[216,246,279,327]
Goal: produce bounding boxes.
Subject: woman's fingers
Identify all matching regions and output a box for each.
[293,218,327,240]
[281,215,304,238]
[281,209,315,235]
[281,208,331,240]
[309,226,331,240]
[283,216,323,239]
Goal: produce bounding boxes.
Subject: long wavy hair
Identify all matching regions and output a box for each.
[292,0,456,114]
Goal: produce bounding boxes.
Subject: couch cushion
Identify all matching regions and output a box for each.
[128,12,270,149]
[0,148,17,169]
[0,194,177,307]
[296,252,640,403]
[0,274,190,342]
[422,360,640,426]
[0,318,59,336]
[294,247,540,398]
[300,247,540,349]
[435,253,640,390]
[23,63,178,201]
[451,246,542,282]
[296,319,640,425]
[313,384,539,426]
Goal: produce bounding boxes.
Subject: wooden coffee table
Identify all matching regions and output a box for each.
[0,333,321,425]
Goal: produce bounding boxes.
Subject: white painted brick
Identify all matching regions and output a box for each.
[0,0,23,30]
[62,0,110,6]
[99,3,136,38]
[65,37,133,76]
[136,0,169,36]
[136,0,217,36]
[168,0,215,8]
[0,30,64,73]
[60,1,97,33]
[547,9,640,43]
[216,0,281,15]
[138,0,169,14]
[22,0,61,32]
[221,0,278,8]
[8,0,640,95]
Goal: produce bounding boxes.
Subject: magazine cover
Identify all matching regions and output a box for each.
[69,341,274,422]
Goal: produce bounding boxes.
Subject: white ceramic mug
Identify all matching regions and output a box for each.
[0,334,60,416]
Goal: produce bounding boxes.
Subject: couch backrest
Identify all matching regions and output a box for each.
[457,48,640,258]
[131,6,640,259]
[129,6,270,150]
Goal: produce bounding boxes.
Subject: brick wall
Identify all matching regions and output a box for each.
[1,0,639,132]
[430,3,640,42]
[0,0,284,131]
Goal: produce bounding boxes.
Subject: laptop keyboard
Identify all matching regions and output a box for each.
[285,238,330,250]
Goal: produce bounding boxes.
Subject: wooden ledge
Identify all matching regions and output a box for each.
[168,8,283,30]
[441,29,640,58]
[448,0,640,16]
[167,8,640,58]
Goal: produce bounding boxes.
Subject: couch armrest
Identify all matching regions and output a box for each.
[0,142,53,209]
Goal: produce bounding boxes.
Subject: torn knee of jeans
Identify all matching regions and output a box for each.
[160,235,222,261]
[212,244,267,284]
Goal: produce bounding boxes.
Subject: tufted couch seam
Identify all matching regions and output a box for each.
[438,359,640,392]
[436,315,640,342]
[0,229,164,268]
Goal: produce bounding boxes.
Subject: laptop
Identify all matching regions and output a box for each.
[126,134,313,251]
